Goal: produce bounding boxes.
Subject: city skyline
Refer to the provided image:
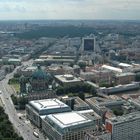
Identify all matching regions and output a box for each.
[0,0,140,20]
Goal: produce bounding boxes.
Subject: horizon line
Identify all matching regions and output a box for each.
[0,19,140,21]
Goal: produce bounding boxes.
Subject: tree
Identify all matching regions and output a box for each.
[56,83,95,96]
[18,97,28,109]
[113,109,123,116]
[78,92,85,101]
[0,106,23,139]
[56,86,65,95]
[11,94,18,105]
[14,73,21,78]
[90,87,97,96]
[78,61,86,71]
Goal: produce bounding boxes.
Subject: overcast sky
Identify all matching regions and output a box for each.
[0,0,140,20]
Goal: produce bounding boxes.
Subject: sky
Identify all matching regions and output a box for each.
[0,0,140,20]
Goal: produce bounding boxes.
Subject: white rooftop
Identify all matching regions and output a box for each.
[29,98,70,113]
[54,112,86,125]
[8,58,21,62]
[46,112,92,128]
[119,63,132,67]
[26,66,37,71]
[102,65,122,73]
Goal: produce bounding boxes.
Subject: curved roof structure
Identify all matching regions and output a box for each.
[32,65,48,80]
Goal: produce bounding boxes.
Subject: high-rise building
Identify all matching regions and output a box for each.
[82,37,96,53]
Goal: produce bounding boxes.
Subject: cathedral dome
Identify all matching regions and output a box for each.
[32,65,48,80]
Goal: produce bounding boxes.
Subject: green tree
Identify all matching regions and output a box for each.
[135,73,140,81]
[113,109,123,116]
[56,86,65,95]
[0,106,23,139]
[78,92,85,101]
[90,87,97,96]
[11,94,18,105]
[14,73,21,78]
[18,96,28,109]
[78,61,86,71]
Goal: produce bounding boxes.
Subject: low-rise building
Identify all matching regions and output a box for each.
[55,74,82,87]
[80,69,113,85]
[42,111,101,140]
[99,82,140,94]
[85,130,111,140]
[26,98,71,127]
[61,96,90,111]
[101,65,123,74]
[8,58,21,65]
[115,72,135,85]
[86,97,125,118]
[17,66,37,77]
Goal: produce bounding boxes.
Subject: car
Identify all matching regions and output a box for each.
[0,91,2,94]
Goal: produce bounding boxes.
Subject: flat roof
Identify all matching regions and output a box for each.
[53,112,86,125]
[35,59,45,62]
[55,74,81,83]
[116,72,135,77]
[8,58,21,62]
[25,66,37,71]
[119,63,132,67]
[29,98,70,112]
[102,65,122,73]
[40,55,76,58]
[107,111,140,125]
[46,112,92,128]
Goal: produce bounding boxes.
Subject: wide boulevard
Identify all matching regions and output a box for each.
[0,61,46,140]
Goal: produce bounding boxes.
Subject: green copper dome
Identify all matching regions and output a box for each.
[32,65,48,80]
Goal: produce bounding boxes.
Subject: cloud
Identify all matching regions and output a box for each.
[0,0,140,20]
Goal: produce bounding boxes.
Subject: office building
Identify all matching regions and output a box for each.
[26,98,71,127]
[86,97,125,118]
[42,111,101,140]
[115,72,135,85]
[82,37,96,53]
[55,74,82,87]
[61,96,90,111]
[85,130,111,140]
[106,112,140,140]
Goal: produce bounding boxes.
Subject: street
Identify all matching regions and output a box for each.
[0,61,46,140]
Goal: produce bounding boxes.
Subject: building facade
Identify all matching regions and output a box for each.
[26,98,71,127]
[42,111,99,140]
[106,112,140,140]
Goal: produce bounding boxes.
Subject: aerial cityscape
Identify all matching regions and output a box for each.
[0,1,140,140]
